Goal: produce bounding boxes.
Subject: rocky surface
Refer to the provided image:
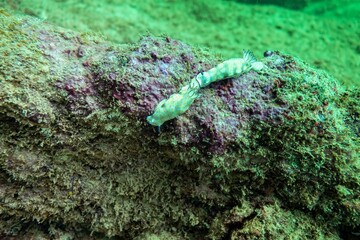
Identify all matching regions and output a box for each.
[0,10,359,239]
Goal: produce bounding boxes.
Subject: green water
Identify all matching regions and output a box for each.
[1,0,359,87]
[1,1,360,239]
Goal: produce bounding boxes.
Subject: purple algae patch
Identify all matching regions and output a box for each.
[109,36,208,117]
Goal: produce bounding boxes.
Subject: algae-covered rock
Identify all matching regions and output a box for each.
[0,9,359,239]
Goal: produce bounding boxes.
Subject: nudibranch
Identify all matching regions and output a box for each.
[146,50,265,128]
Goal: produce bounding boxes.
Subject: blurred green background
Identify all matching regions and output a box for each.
[1,0,359,87]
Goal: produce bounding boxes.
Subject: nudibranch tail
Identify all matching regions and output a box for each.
[243,49,266,71]
[242,49,257,64]
[195,50,259,88]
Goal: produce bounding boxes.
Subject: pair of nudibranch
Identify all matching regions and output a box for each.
[146,50,265,128]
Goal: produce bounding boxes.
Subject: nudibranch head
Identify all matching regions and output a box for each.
[146,86,200,126]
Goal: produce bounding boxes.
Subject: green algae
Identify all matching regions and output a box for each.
[209,199,341,240]
[0,5,359,240]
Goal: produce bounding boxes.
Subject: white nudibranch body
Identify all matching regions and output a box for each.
[146,50,265,128]
[146,81,200,127]
[196,50,264,88]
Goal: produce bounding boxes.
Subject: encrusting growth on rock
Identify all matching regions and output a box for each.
[1,9,359,239]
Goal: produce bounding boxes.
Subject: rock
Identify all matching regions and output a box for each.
[0,9,359,239]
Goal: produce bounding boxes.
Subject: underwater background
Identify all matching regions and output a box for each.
[1,0,359,87]
[1,0,360,239]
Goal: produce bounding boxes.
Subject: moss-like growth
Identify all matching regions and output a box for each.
[0,10,359,239]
